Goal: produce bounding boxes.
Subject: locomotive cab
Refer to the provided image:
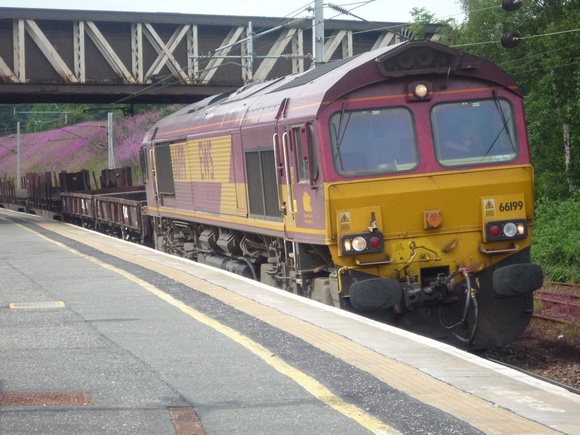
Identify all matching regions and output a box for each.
[317,41,543,348]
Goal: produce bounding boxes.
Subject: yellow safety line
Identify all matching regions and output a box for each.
[9,301,66,309]
[13,220,399,435]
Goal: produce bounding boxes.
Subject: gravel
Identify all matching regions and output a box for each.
[480,318,580,390]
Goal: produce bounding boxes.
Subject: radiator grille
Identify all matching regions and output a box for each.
[378,46,457,77]
[245,149,281,220]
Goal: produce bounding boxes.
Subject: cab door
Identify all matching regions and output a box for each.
[284,123,320,234]
[273,102,321,238]
[273,98,296,231]
[279,127,297,228]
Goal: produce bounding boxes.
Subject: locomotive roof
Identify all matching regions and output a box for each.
[149,40,519,141]
[228,39,518,103]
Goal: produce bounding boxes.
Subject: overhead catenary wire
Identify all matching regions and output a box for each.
[518,27,580,40]
[250,2,313,36]
[327,1,409,40]
[451,27,580,48]
[345,2,520,38]
[345,0,500,37]
[510,60,580,76]
[55,126,107,148]
[327,1,381,27]
[112,113,149,127]
[250,1,375,58]
[326,1,417,39]
[213,1,380,69]
[500,41,580,65]
[112,61,247,105]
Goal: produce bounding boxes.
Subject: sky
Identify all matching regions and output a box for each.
[2,1,464,23]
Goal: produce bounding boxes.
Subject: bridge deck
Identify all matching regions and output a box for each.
[0,7,421,103]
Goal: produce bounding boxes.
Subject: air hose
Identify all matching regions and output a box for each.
[439,270,479,344]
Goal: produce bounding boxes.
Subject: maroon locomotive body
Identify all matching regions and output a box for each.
[140,40,543,350]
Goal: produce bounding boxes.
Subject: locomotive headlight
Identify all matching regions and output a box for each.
[343,238,352,252]
[352,237,367,251]
[503,222,518,237]
[517,223,525,235]
[414,83,429,98]
[408,81,432,101]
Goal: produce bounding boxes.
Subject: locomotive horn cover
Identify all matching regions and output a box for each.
[350,278,403,311]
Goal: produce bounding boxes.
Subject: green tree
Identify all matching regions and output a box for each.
[524,8,580,197]
[0,104,33,135]
[455,0,580,199]
[409,7,459,44]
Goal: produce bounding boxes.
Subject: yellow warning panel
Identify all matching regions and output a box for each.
[338,212,351,232]
[483,199,496,218]
[482,193,525,222]
[336,206,382,236]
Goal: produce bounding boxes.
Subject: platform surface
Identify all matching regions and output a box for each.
[1,208,579,434]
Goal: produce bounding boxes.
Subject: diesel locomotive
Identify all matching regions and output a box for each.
[140,39,543,350]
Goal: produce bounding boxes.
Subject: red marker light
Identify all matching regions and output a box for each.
[489,225,501,237]
[369,236,382,249]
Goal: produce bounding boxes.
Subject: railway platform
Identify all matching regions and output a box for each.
[1,208,579,434]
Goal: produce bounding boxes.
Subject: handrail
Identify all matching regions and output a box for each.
[272,133,283,212]
[282,131,294,215]
[149,148,158,200]
[355,257,394,266]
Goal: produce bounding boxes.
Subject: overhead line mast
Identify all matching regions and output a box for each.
[312,0,325,65]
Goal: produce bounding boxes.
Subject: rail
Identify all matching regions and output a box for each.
[533,282,580,326]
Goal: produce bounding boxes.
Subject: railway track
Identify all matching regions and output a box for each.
[533,282,580,326]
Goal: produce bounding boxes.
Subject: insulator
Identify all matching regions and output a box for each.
[502,0,523,12]
[328,3,349,15]
[501,31,522,48]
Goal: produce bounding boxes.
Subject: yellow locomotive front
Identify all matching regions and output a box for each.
[317,43,543,349]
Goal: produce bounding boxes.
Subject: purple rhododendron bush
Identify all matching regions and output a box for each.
[0,106,180,186]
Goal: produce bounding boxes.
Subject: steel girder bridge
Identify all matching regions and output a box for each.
[0,7,424,104]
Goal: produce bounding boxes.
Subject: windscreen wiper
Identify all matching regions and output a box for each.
[484,90,516,156]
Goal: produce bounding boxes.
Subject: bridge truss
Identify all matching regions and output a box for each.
[0,8,418,103]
